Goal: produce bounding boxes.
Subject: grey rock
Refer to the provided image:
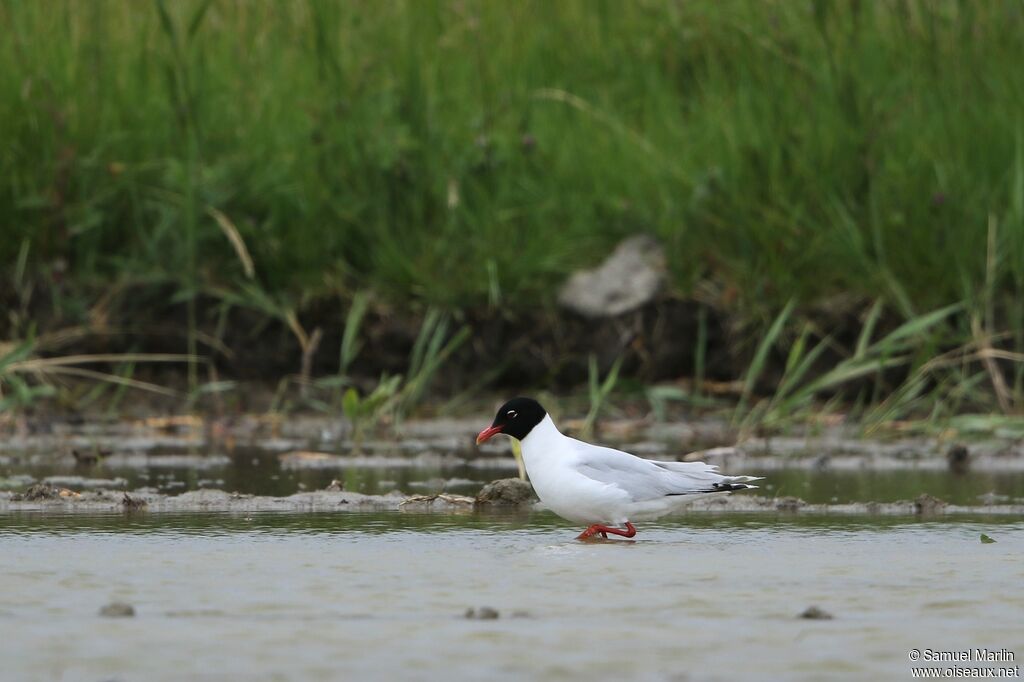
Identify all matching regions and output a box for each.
[798,605,833,620]
[775,496,804,512]
[947,443,970,474]
[914,493,947,516]
[99,602,135,618]
[18,483,63,501]
[475,478,535,506]
[121,492,146,510]
[464,607,500,620]
[558,235,665,317]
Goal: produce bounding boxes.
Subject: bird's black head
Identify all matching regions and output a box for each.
[476,397,547,444]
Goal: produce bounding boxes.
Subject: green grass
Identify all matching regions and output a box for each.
[2,0,1024,418]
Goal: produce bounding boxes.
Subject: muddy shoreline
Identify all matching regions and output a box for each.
[4,413,1024,465]
[4,413,1024,515]
[3,485,1024,516]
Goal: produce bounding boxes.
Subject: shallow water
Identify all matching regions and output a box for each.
[2,511,1022,681]
[5,450,1024,505]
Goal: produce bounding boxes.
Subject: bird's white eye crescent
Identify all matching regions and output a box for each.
[507,410,517,418]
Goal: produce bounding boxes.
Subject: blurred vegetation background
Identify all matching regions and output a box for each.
[2,0,1024,424]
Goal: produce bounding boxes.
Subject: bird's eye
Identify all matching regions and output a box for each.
[507,410,517,418]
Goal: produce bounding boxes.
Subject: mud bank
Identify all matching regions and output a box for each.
[5,413,1024,473]
[3,485,1023,516]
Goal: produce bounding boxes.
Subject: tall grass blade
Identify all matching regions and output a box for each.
[208,207,255,279]
[738,298,796,412]
[855,300,884,359]
[340,292,369,376]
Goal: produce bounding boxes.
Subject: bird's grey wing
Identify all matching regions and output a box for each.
[651,460,763,490]
[570,442,722,502]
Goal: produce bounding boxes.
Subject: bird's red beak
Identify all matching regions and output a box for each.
[476,425,503,445]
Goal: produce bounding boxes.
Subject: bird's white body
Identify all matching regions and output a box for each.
[519,415,759,525]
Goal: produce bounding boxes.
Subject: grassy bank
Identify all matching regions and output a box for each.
[2,1,1024,422]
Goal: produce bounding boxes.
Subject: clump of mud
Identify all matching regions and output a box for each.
[799,606,833,620]
[122,492,147,510]
[914,494,947,515]
[464,607,500,620]
[5,485,1024,516]
[475,478,535,506]
[14,483,79,501]
[947,444,970,474]
[774,497,804,512]
[99,602,135,618]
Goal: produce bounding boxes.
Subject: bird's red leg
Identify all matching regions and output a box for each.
[603,522,636,538]
[576,525,603,540]
[576,522,637,540]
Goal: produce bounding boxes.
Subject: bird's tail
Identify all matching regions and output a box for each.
[712,475,763,491]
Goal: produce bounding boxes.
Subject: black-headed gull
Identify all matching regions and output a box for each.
[476,397,761,540]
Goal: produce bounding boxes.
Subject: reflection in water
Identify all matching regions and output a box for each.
[1,512,1022,681]
[762,468,1024,505]
[4,450,1024,505]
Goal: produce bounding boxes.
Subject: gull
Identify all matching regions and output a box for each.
[476,397,761,540]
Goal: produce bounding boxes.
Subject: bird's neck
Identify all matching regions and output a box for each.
[520,414,566,460]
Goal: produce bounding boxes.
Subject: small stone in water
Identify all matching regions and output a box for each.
[775,497,803,512]
[914,494,946,516]
[475,478,535,506]
[18,483,64,501]
[798,606,833,620]
[947,444,970,474]
[100,602,135,618]
[121,492,146,510]
[464,607,500,620]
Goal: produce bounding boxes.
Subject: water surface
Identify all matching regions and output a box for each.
[6,449,1024,505]
[2,512,1021,681]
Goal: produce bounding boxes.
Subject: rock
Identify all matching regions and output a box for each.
[121,492,146,510]
[914,494,947,516]
[99,602,135,618]
[17,483,79,501]
[775,496,804,512]
[947,444,970,474]
[72,448,112,464]
[19,483,59,501]
[798,606,833,620]
[475,478,535,506]
[464,607,500,620]
[557,235,665,318]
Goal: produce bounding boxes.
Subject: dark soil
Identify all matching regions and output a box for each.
[8,287,909,408]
